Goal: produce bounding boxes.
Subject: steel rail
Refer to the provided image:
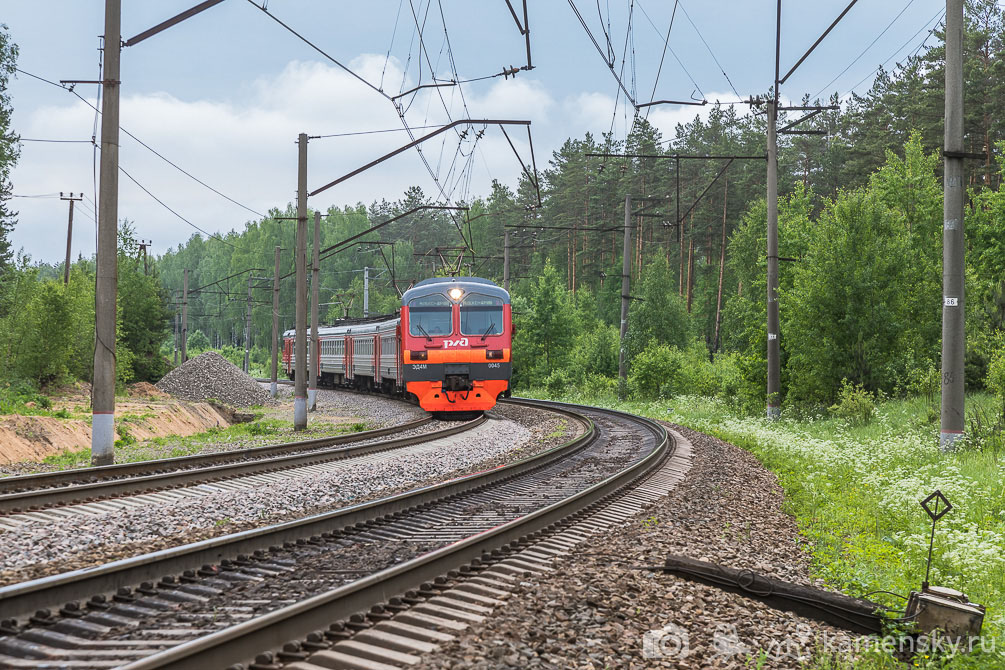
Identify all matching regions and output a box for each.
[0,417,431,495]
[0,416,464,515]
[119,400,670,669]
[0,404,592,622]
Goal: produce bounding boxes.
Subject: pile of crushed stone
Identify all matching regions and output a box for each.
[155,352,270,408]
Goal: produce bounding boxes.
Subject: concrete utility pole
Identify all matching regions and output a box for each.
[766,98,781,420]
[60,192,82,285]
[503,230,510,292]
[309,211,320,412]
[181,269,189,363]
[91,0,121,466]
[270,245,281,398]
[243,272,254,373]
[363,266,370,317]
[941,0,965,450]
[294,133,308,431]
[618,194,632,397]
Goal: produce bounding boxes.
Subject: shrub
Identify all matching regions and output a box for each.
[988,333,1005,415]
[829,378,876,425]
[544,368,572,398]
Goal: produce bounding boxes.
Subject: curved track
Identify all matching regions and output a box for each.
[0,416,476,521]
[0,399,672,670]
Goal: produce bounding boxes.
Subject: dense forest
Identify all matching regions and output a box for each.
[3,2,1005,416]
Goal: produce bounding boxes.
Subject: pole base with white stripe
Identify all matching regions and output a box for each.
[294,396,307,430]
[91,413,115,466]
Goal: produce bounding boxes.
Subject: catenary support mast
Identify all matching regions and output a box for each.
[294,133,308,431]
[91,0,121,466]
[941,0,965,450]
[309,212,320,412]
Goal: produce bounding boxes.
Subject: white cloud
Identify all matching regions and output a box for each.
[10,61,751,264]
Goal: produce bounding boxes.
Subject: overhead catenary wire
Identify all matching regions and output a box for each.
[643,0,679,119]
[812,0,921,98]
[673,0,740,98]
[840,7,945,99]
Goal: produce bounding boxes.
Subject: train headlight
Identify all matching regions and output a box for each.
[448,288,464,301]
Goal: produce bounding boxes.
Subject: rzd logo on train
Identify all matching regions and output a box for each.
[443,338,469,348]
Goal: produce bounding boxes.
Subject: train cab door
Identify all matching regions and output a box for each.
[344,335,353,381]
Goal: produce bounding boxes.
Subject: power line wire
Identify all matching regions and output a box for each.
[119,164,245,250]
[15,67,265,219]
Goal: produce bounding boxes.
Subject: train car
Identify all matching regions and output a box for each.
[282,277,511,413]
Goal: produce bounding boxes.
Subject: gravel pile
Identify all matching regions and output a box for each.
[0,416,536,580]
[157,352,270,408]
[423,423,865,669]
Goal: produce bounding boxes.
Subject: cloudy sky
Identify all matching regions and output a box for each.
[4,0,945,264]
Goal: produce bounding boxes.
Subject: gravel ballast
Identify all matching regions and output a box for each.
[423,423,866,669]
[156,352,270,407]
[0,411,573,583]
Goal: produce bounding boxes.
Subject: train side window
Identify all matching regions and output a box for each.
[408,294,452,337]
[460,293,504,336]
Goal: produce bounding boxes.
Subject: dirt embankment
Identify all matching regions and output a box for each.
[0,384,232,464]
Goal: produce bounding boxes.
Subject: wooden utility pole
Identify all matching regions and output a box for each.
[60,192,82,285]
[243,272,253,373]
[503,229,510,292]
[686,238,695,313]
[309,212,320,412]
[270,245,280,398]
[138,239,151,275]
[713,178,729,353]
[173,306,179,365]
[941,0,965,450]
[91,0,121,466]
[181,269,189,363]
[294,133,308,431]
[618,194,632,397]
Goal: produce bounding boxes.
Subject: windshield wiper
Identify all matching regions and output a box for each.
[415,322,432,341]
[481,322,496,341]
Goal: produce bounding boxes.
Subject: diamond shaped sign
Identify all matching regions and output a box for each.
[921,490,952,522]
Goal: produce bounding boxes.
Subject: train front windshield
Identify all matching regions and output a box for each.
[460,293,504,336]
[409,294,453,337]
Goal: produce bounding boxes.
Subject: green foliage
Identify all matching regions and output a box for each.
[829,379,877,425]
[625,256,695,361]
[784,186,932,404]
[0,263,95,386]
[627,342,741,401]
[988,333,1005,414]
[512,261,578,385]
[0,24,19,273]
[187,329,211,353]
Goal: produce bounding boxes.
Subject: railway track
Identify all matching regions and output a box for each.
[0,416,475,524]
[0,399,680,670]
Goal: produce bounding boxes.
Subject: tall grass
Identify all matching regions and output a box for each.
[525,387,1005,667]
